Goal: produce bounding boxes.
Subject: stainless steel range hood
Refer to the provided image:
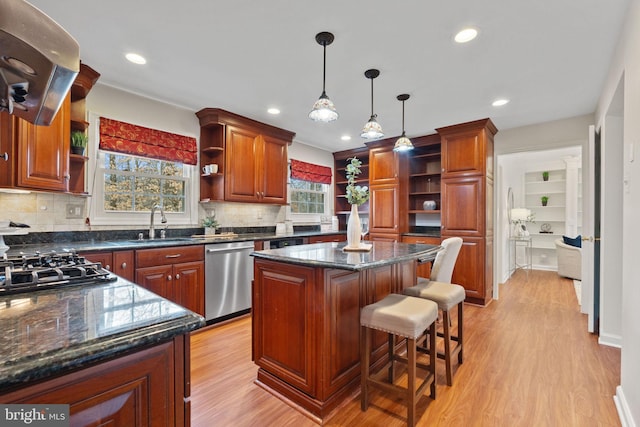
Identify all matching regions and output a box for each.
[0,0,79,126]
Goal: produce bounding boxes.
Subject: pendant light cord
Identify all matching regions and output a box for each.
[322,43,327,94]
[370,78,374,117]
[401,100,405,135]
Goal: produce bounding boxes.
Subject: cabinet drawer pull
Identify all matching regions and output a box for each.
[165,254,182,259]
[1,152,7,161]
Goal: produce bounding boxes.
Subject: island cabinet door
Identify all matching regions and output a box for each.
[320,268,363,398]
[1,339,183,427]
[253,259,317,395]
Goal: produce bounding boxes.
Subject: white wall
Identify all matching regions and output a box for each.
[595,0,640,424]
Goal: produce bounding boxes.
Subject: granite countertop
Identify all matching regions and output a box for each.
[0,277,205,391]
[5,230,347,255]
[251,241,442,271]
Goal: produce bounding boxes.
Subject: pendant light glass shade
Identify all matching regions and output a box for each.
[309,32,338,122]
[361,69,383,139]
[361,116,384,139]
[309,91,338,122]
[393,94,414,152]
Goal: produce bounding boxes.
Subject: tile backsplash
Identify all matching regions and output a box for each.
[0,192,287,232]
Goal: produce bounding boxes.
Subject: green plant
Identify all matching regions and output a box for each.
[70,130,88,148]
[202,216,219,228]
[345,157,369,206]
[542,171,549,181]
[541,196,549,205]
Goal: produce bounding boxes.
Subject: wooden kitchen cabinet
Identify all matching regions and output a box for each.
[195,108,295,204]
[438,118,496,305]
[440,118,495,179]
[366,142,408,241]
[82,250,134,282]
[1,336,190,427]
[225,126,288,204]
[16,95,70,191]
[136,245,205,316]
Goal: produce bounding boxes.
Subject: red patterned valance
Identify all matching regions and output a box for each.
[99,117,198,165]
[290,159,332,184]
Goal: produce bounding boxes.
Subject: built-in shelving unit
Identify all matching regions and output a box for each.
[68,62,100,195]
[332,147,369,230]
[198,124,225,202]
[408,135,441,232]
[524,168,566,269]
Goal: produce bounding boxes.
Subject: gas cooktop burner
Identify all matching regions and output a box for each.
[0,250,117,295]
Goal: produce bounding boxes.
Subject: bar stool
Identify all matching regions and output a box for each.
[405,237,465,386]
[360,293,438,427]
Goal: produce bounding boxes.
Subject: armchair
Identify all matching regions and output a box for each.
[555,239,582,280]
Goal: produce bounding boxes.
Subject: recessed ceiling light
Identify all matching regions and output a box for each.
[454,28,478,43]
[125,53,146,65]
[341,135,351,141]
[267,108,280,115]
[492,99,510,107]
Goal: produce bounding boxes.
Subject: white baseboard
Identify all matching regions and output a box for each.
[614,385,637,427]
[598,333,622,348]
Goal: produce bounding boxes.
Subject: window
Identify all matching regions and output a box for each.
[103,153,186,213]
[290,178,327,214]
[88,113,198,226]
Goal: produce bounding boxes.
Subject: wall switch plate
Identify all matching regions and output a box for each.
[66,203,84,219]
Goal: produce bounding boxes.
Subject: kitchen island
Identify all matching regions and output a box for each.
[251,240,441,423]
[0,277,205,426]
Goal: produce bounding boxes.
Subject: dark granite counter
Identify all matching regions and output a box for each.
[4,230,346,256]
[0,277,205,391]
[251,240,441,271]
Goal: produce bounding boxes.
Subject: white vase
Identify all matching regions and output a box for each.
[347,204,362,248]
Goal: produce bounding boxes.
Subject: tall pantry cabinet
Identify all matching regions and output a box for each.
[438,118,497,305]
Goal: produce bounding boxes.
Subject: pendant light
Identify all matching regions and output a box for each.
[360,69,383,139]
[309,32,338,122]
[393,94,414,152]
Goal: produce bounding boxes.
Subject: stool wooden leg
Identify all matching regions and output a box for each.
[458,302,464,364]
[388,333,395,382]
[407,337,416,427]
[361,325,370,411]
[443,309,453,386]
[429,322,437,399]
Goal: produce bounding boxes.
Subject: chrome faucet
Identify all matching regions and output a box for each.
[149,204,167,240]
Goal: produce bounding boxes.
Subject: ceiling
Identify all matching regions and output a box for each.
[27,0,631,152]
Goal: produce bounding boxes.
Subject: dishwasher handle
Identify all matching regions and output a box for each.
[206,244,255,254]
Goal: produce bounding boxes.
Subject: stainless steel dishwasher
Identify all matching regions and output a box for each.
[205,241,255,321]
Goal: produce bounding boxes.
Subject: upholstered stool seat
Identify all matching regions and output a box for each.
[404,278,465,386]
[360,293,438,427]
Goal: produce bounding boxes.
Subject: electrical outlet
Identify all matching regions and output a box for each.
[66,203,84,219]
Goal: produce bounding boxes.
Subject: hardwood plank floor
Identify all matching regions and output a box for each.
[190,270,621,426]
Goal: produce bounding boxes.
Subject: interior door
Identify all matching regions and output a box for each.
[581,125,599,333]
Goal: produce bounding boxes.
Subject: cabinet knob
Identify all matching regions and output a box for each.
[105,264,111,271]
[64,175,70,181]
[121,262,127,270]
[175,273,180,280]
[1,152,7,161]
[167,275,172,281]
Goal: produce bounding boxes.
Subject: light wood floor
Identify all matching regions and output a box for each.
[190,270,621,426]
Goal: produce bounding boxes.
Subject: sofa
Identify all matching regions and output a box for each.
[555,238,582,280]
